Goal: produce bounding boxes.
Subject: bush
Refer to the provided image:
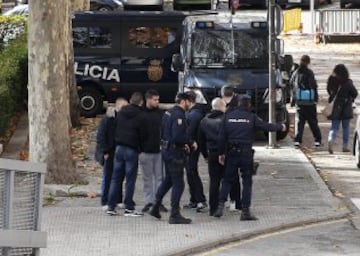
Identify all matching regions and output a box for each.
[0,15,27,49]
[0,33,27,135]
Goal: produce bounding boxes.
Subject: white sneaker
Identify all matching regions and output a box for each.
[117,203,125,209]
[101,205,108,211]
[314,142,321,147]
[124,209,144,217]
[294,142,301,149]
[229,201,238,212]
[225,201,231,208]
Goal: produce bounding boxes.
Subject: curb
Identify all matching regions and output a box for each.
[166,213,350,256]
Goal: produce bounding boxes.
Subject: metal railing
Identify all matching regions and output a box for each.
[0,159,47,256]
[318,9,360,42]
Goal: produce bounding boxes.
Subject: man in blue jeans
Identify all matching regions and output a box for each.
[106,92,146,216]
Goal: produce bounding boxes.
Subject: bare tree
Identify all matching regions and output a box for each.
[68,0,90,128]
[28,0,80,183]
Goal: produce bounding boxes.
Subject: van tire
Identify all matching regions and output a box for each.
[78,87,103,118]
[276,110,290,140]
[98,6,112,11]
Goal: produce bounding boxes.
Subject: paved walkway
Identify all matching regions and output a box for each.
[40,137,348,256]
[0,116,349,255]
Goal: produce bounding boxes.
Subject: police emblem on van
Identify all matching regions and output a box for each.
[147,59,163,82]
[74,62,120,82]
[227,73,242,86]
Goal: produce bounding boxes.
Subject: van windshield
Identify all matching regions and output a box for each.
[191,29,268,68]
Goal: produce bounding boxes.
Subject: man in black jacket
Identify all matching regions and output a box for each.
[290,55,322,148]
[183,91,208,212]
[139,90,167,213]
[106,92,146,216]
[95,98,128,210]
[198,97,227,216]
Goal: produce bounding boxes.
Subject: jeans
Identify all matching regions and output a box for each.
[139,153,163,205]
[155,152,185,211]
[108,145,139,211]
[185,149,206,204]
[208,152,224,215]
[219,149,253,209]
[295,105,322,144]
[328,119,351,147]
[100,152,124,206]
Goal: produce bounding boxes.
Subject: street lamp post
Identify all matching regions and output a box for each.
[268,0,277,148]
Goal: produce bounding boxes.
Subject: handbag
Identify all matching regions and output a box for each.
[323,86,340,118]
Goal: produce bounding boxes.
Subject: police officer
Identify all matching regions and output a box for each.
[213,94,286,221]
[149,93,197,224]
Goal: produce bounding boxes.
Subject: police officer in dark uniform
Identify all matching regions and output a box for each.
[214,94,286,221]
[149,93,196,224]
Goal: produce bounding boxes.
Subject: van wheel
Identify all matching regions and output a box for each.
[98,5,112,11]
[78,88,103,117]
[276,110,290,140]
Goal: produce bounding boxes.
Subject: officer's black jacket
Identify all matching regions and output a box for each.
[141,106,163,153]
[198,110,224,158]
[114,104,146,152]
[218,106,283,154]
[162,105,190,147]
[186,104,206,144]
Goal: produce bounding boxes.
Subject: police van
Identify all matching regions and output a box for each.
[73,11,186,117]
[171,12,293,139]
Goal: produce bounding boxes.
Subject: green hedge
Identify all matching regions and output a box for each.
[0,33,27,135]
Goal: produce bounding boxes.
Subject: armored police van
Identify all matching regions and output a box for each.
[73,11,186,117]
[172,12,293,139]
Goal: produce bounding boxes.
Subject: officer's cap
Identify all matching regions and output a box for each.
[240,94,251,101]
[240,94,251,106]
[175,92,191,102]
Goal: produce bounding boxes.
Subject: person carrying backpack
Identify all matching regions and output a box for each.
[290,55,322,148]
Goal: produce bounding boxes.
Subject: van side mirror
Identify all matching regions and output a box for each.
[171,54,184,72]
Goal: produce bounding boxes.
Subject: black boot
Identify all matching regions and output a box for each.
[169,208,192,224]
[149,201,161,219]
[240,208,258,221]
[213,202,225,218]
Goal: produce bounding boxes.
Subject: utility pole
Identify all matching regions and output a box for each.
[268,0,277,147]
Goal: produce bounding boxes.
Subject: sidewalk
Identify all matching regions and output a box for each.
[0,113,350,255]
[40,137,348,256]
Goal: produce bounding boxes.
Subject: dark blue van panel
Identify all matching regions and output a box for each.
[73,11,186,117]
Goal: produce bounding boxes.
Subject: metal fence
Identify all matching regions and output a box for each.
[0,159,46,256]
[318,9,360,43]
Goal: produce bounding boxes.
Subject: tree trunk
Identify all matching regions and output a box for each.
[67,0,90,128]
[28,0,80,184]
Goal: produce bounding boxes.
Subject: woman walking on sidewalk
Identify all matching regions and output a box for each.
[327,64,358,154]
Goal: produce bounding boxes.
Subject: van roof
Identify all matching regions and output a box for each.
[73,10,188,21]
[185,11,267,24]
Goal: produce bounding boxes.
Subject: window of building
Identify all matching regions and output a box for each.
[128,27,176,48]
[73,26,112,48]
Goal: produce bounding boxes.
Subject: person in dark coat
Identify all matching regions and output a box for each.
[198,97,227,216]
[327,64,358,154]
[95,98,128,210]
[290,55,322,148]
[183,90,208,212]
[220,85,242,211]
[106,92,147,216]
[214,95,286,221]
[139,90,167,213]
[149,93,196,224]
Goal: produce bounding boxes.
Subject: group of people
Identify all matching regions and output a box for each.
[95,86,286,224]
[290,55,358,153]
[95,55,357,225]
